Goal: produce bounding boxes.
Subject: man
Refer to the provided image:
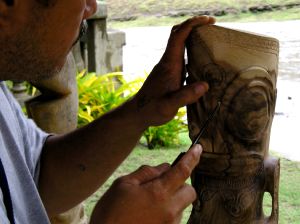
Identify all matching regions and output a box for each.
[0,0,215,223]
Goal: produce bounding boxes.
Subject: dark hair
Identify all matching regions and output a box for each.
[4,0,14,6]
[36,0,48,4]
[36,0,54,7]
[4,0,51,6]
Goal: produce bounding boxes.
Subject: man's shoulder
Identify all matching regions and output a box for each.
[0,82,15,104]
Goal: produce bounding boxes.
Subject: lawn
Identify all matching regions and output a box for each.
[106,0,299,18]
[108,7,300,28]
[105,0,300,28]
[84,133,300,223]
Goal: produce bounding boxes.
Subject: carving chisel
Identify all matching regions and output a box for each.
[171,101,221,167]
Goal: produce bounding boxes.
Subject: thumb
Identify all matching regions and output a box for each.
[166,82,209,109]
[125,163,170,185]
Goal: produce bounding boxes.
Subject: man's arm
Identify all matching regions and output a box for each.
[38,15,215,217]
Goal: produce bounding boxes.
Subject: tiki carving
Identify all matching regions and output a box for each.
[186,25,280,224]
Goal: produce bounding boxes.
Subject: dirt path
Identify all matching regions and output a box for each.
[121,20,300,161]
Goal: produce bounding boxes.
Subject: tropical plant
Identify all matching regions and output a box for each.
[142,107,187,149]
[77,71,188,149]
[77,70,142,127]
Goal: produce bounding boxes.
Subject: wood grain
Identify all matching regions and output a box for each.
[186,25,280,224]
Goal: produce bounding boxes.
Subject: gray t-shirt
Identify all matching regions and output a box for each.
[0,82,50,223]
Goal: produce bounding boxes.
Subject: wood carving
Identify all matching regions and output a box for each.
[186,25,280,224]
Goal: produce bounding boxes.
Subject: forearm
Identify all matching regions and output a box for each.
[38,14,214,219]
[38,97,145,216]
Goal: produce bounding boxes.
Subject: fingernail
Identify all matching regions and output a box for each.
[197,15,210,22]
[195,82,209,94]
[209,16,217,24]
[200,15,209,19]
[193,144,203,155]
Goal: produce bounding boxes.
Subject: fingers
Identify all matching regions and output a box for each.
[162,16,216,64]
[158,145,203,193]
[172,184,197,214]
[166,81,209,109]
[156,82,209,121]
[123,163,170,185]
[171,15,215,42]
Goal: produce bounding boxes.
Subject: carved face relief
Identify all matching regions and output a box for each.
[186,25,279,177]
[186,25,280,224]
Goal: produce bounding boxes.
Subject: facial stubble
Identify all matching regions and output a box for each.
[0,17,86,82]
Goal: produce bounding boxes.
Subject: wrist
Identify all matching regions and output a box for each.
[124,95,150,132]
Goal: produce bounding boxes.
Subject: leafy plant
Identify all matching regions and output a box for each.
[142,108,187,149]
[77,70,142,127]
[25,82,38,96]
[77,70,188,149]
[5,81,38,96]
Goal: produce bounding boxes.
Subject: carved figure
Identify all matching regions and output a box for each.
[186,25,280,224]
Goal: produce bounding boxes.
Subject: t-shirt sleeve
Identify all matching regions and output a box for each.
[2,84,50,184]
[17,114,50,184]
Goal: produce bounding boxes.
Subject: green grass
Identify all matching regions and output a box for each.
[106,0,300,28]
[219,7,300,22]
[84,132,300,223]
[108,7,300,28]
[107,0,299,18]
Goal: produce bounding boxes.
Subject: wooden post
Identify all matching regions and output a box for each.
[72,1,126,75]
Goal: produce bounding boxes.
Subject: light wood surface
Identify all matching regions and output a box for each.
[186,25,280,224]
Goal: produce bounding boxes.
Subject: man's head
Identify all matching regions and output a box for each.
[0,0,97,81]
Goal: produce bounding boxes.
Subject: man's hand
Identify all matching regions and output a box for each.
[90,145,203,224]
[39,16,215,216]
[134,16,215,128]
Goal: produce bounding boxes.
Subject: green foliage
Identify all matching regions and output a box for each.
[142,108,187,149]
[5,81,13,89]
[24,82,38,96]
[5,81,37,96]
[77,71,142,127]
[77,71,188,149]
